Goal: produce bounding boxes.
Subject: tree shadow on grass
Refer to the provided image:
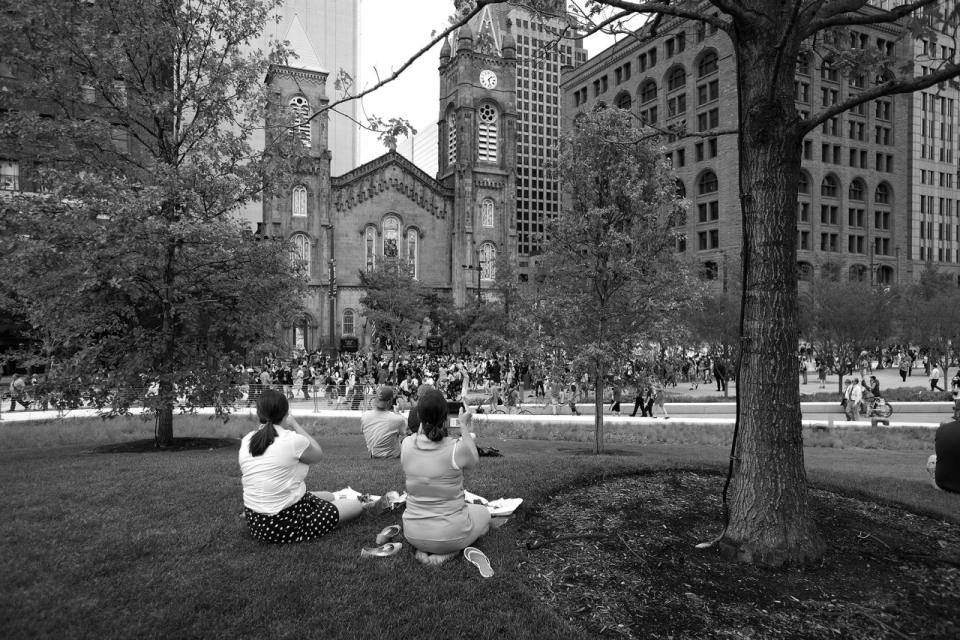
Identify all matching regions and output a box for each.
[93,437,238,453]
[522,470,960,640]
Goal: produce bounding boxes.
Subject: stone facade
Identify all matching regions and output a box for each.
[561,7,931,287]
[263,15,518,352]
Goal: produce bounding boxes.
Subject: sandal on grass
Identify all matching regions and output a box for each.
[463,547,494,578]
[375,524,402,545]
[360,542,402,558]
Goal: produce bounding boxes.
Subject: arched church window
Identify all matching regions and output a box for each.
[289,95,311,147]
[383,217,400,259]
[342,309,355,336]
[291,233,311,274]
[365,227,376,271]
[479,242,497,280]
[292,185,307,217]
[407,229,419,279]
[447,110,457,166]
[477,103,498,163]
[481,199,495,228]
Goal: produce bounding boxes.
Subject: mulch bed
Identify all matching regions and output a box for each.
[93,437,238,453]
[519,471,959,639]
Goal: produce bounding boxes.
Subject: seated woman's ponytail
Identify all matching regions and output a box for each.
[249,389,289,456]
[415,386,449,442]
[422,418,447,442]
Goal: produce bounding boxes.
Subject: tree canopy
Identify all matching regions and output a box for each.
[536,106,695,453]
[0,0,307,444]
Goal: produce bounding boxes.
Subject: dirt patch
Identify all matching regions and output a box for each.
[519,471,959,639]
[92,437,238,453]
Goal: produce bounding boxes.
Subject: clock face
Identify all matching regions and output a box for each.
[479,69,498,89]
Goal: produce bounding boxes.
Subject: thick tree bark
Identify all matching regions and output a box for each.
[157,397,174,447]
[594,363,605,454]
[721,14,825,565]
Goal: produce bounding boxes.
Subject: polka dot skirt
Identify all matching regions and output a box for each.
[245,492,340,543]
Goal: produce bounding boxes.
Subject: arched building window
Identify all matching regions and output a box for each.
[666,66,686,91]
[697,51,718,77]
[289,95,311,147]
[481,199,495,228]
[614,91,632,110]
[479,242,497,280]
[292,185,307,217]
[365,226,376,271]
[342,309,355,336]
[849,179,865,201]
[877,265,894,285]
[875,182,891,204]
[821,175,839,198]
[406,229,419,279]
[291,233,311,275]
[383,217,400,259]
[446,109,457,166]
[639,79,658,103]
[698,170,718,195]
[477,103,499,163]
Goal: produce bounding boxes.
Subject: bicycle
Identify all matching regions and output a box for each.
[862,396,893,419]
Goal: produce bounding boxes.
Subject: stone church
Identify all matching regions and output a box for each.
[261,14,517,353]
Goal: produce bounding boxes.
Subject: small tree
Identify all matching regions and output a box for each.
[800,267,878,393]
[358,261,428,353]
[536,107,695,453]
[896,264,960,380]
[0,0,306,444]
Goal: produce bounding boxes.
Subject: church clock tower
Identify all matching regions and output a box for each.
[438,7,518,307]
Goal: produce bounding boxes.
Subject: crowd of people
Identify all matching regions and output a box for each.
[228,349,735,419]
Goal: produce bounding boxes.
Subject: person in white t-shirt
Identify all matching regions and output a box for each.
[238,389,365,543]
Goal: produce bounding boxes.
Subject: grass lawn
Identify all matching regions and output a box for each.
[1,416,957,639]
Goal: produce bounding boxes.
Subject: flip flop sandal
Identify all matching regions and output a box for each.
[375,524,402,545]
[360,542,402,558]
[463,547,494,578]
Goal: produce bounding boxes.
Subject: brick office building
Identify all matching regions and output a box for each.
[560,5,952,288]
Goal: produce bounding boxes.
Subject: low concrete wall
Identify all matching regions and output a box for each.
[651,402,953,415]
[0,406,938,450]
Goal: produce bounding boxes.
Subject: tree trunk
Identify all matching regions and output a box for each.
[594,363,605,454]
[156,402,174,447]
[721,22,825,565]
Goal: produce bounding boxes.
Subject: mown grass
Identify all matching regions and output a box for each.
[1,417,957,640]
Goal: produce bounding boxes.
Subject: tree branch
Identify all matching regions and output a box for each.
[804,0,938,35]
[800,61,960,134]
[305,0,495,126]
[570,0,731,32]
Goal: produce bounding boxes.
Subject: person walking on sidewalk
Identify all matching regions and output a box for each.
[8,374,29,412]
[610,381,622,416]
[930,363,945,393]
[898,356,910,383]
[651,380,669,419]
[712,358,728,393]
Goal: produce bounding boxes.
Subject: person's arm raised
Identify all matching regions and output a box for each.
[454,407,480,469]
[285,415,325,464]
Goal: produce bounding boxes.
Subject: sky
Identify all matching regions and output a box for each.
[355,0,630,163]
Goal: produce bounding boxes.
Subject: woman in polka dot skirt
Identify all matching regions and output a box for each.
[239,389,364,543]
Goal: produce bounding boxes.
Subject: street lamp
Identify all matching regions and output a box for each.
[461,249,481,303]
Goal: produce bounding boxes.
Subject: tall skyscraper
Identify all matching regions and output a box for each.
[439,3,586,277]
